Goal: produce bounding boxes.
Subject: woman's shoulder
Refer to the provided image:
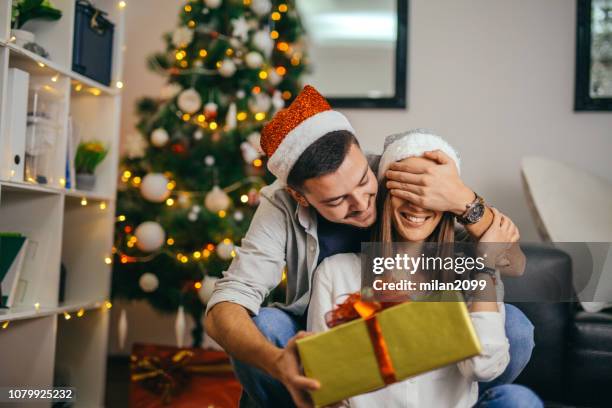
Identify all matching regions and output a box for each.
[315,253,361,286]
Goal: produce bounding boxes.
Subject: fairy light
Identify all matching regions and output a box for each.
[279,4,288,12]
[209,122,218,130]
[166,198,175,206]
[282,91,292,100]
[167,180,176,190]
[203,249,211,258]
[64,312,72,320]
[184,4,192,12]
[253,159,263,167]
[225,48,234,56]
[199,49,208,58]
[255,112,266,121]
[59,177,66,187]
[252,86,261,94]
[197,114,206,123]
[51,74,59,82]
[176,50,186,61]
[34,302,40,311]
[105,257,112,265]
[206,243,215,251]
[277,42,289,52]
[216,61,222,68]
[231,250,236,258]
[100,202,107,210]
[77,308,85,317]
[193,251,201,259]
[291,55,301,66]
[180,255,189,263]
[123,170,131,179]
[237,111,247,121]
[243,0,251,5]
[75,83,83,92]
[182,113,191,121]
[81,198,88,206]
[116,81,124,89]
[258,70,268,79]
[271,12,281,21]
[2,321,9,329]
[118,1,127,9]
[105,301,113,309]
[118,215,126,222]
[38,62,45,68]
[240,194,249,203]
[91,88,101,96]
[194,281,202,289]
[276,66,286,76]
[167,237,175,246]
[180,60,188,68]
[132,176,141,185]
[218,210,227,218]
[270,30,279,39]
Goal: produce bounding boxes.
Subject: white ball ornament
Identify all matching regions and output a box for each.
[172,27,194,48]
[267,69,282,86]
[216,239,235,260]
[194,129,204,140]
[250,0,272,16]
[177,88,202,114]
[204,155,215,166]
[151,128,169,147]
[245,51,264,68]
[241,142,261,163]
[135,221,166,252]
[204,186,231,212]
[218,59,237,77]
[140,173,170,202]
[198,276,219,304]
[188,211,198,222]
[249,92,272,112]
[252,29,273,57]
[204,0,222,9]
[233,210,244,222]
[139,273,159,293]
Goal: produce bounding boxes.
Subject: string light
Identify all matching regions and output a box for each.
[252,86,261,94]
[166,198,175,206]
[105,301,113,309]
[180,60,188,68]
[77,308,85,317]
[118,1,127,9]
[270,30,279,39]
[253,159,263,167]
[132,176,141,185]
[64,312,72,320]
[180,255,189,263]
[167,237,175,246]
[282,91,292,100]
[75,83,83,92]
[100,202,107,210]
[194,282,202,289]
[193,251,201,259]
[116,81,124,89]
[91,88,101,96]
[182,113,191,121]
[81,198,88,206]
[271,12,281,21]
[203,249,211,258]
[225,48,234,56]
[209,122,218,130]
[51,74,59,82]
[34,302,40,311]
[176,50,186,60]
[105,257,112,265]
[197,114,206,122]
[218,210,227,218]
[240,194,249,203]
[255,112,266,121]
[279,4,288,12]
[276,66,286,76]
[237,112,247,121]
[258,70,268,79]
[199,49,207,57]
[118,215,126,222]
[59,178,66,187]
[184,4,192,12]
[38,62,45,68]
[2,321,9,329]
[277,42,289,52]
[167,180,176,190]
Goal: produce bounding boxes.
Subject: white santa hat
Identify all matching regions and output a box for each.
[260,85,354,185]
[377,129,461,181]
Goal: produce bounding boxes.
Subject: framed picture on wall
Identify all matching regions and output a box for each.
[575,0,612,111]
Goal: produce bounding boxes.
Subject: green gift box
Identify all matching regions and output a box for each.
[296,294,481,407]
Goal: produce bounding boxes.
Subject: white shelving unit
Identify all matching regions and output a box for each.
[0,1,125,407]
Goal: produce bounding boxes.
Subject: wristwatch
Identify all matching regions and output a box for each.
[456,192,485,225]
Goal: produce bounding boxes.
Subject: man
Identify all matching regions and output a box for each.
[205,86,533,407]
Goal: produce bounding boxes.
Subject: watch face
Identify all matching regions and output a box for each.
[467,203,485,223]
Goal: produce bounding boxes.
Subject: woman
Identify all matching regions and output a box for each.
[307,130,542,408]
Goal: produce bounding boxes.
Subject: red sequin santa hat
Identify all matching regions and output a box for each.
[261,85,354,184]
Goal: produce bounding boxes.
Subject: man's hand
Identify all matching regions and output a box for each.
[385,150,474,215]
[270,331,320,408]
[478,208,520,267]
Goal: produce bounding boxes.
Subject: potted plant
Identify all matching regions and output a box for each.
[74,141,108,191]
[11,0,62,48]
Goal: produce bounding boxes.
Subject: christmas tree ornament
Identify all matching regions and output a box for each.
[194,129,204,140]
[247,188,260,206]
[123,132,148,159]
[250,0,272,16]
[151,128,169,147]
[204,155,215,166]
[247,131,263,154]
[197,276,219,304]
[272,90,285,112]
[204,0,222,9]
[175,306,186,348]
[225,102,237,130]
[252,29,273,57]
[233,210,244,222]
[232,16,249,42]
[211,132,222,142]
[267,69,282,86]
[171,27,194,48]
[135,221,166,252]
[216,239,234,260]
[249,92,272,112]
[192,205,201,213]
[140,173,170,202]
[177,88,202,114]
[171,142,187,154]
[204,101,218,118]
[241,141,261,163]
[118,308,128,350]
[245,51,263,68]
[205,186,231,212]
[139,272,159,292]
[187,211,198,222]
[160,83,182,99]
[236,89,246,99]
[218,59,237,77]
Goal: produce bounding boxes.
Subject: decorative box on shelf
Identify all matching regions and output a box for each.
[72,0,114,86]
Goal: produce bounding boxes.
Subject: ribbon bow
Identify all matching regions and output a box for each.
[131,349,233,405]
[324,293,401,385]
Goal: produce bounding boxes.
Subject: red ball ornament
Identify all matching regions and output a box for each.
[210,31,219,39]
[171,143,186,154]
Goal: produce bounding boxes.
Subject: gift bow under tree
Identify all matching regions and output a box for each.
[113,0,308,347]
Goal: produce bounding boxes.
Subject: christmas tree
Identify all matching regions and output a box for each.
[113,0,308,347]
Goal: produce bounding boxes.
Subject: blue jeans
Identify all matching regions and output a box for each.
[231,304,536,407]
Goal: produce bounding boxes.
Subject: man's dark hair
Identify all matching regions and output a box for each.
[287,130,359,190]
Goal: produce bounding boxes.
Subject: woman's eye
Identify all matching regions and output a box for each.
[359,176,369,186]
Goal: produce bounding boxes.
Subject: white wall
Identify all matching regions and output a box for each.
[113,0,612,352]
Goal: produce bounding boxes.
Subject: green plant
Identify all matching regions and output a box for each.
[75,141,108,174]
[11,0,62,29]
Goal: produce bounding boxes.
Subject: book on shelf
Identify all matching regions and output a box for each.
[0,232,29,309]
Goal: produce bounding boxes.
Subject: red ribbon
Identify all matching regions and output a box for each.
[325,293,399,385]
